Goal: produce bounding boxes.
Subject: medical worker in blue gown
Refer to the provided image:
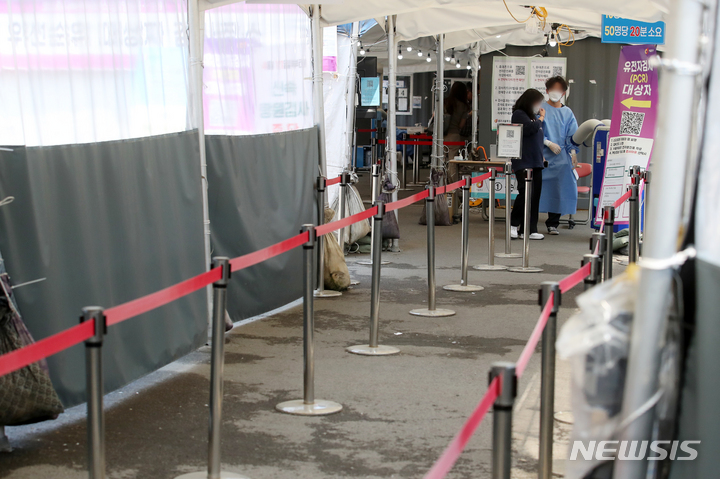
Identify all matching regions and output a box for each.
[539,76,579,234]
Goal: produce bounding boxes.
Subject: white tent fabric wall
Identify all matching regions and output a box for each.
[0,0,191,147]
[324,33,351,205]
[202,3,314,136]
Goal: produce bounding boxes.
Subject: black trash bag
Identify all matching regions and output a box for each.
[419,169,453,226]
[0,274,64,426]
[378,191,400,239]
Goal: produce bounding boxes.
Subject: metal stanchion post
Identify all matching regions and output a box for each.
[278,227,343,415]
[628,177,640,264]
[409,135,421,187]
[508,170,542,273]
[371,134,377,169]
[82,307,106,479]
[490,362,517,479]
[603,206,615,280]
[496,162,521,259]
[590,232,606,282]
[538,283,561,479]
[314,176,341,297]
[399,133,412,191]
[338,170,349,253]
[348,202,400,356]
[475,168,509,271]
[642,169,651,237]
[358,165,390,266]
[177,258,250,479]
[582,254,602,291]
[445,176,484,291]
[410,185,455,317]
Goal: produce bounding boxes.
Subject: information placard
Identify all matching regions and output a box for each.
[360,77,380,106]
[601,15,665,45]
[491,56,566,130]
[595,45,659,224]
[496,124,523,159]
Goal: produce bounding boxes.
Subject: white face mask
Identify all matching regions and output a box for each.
[533,105,541,115]
[548,91,564,103]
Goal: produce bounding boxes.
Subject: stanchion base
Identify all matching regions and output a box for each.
[495,252,522,259]
[314,289,342,298]
[442,284,484,292]
[275,399,343,416]
[349,279,360,285]
[473,264,509,271]
[346,344,400,356]
[356,260,391,265]
[507,266,544,273]
[409,308,456,317]
[175,472,250,479]
[397,187,415,191]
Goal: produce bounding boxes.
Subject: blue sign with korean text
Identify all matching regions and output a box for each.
[360,77,380,107]
[601,15,665,45]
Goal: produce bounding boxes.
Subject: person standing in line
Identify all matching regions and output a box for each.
[539,76,579,234]
[510,89,546,240]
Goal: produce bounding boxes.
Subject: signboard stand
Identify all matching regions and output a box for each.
[494,124,523,260]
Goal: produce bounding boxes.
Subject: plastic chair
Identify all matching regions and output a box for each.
[572,163,593,225]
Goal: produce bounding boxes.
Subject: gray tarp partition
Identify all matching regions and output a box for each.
[205,128,318,321]
[0,131,208,407]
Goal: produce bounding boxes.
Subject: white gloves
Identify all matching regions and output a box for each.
[571,153,578,167]
[544,139,562,155]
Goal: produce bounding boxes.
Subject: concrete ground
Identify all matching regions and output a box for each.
[0,167,622,479]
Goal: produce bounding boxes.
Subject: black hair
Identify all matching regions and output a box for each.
[512,88,545,119]
[445,82,469,116]
[545,75,569,91]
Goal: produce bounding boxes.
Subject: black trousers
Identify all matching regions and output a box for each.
[546,212,562,228]
[511,168,543,234]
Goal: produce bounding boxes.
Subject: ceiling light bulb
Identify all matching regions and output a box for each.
[406,45,412,52]
[445,53,451,62]
[418,49,423,57]
[496,35,501,38]
[466,61,471,70]
[549,32,557,47]
[398,49,403,60]
[359,43,365,55]
[456,61,461,68]
[427,53,432,62]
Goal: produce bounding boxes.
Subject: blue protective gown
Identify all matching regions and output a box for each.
[539,102,579,216]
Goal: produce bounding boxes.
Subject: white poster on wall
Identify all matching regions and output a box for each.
[491,56,567,130]
[323,26,338,72]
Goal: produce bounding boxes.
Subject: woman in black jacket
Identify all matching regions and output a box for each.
[510,89,546,240]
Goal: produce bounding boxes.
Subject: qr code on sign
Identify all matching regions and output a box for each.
[515,65,526,75]
[619,110,645,136]
[552,66,563,77]
[506,130,515,138]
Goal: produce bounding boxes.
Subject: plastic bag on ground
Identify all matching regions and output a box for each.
[556,267,638,479]
[330,183,371,245]
[419,169,452,226]
[323,207,351,291]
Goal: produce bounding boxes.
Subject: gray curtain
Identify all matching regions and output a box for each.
[0,131,208,407]
[205,128,318,322]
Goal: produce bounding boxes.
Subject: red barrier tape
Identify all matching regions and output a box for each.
[470,172,492,185]
[444,179,466,193]
[0,320,95,378]
[357,128,377,133]
[559,261,591,294]
[230,231,310,273]
[385,189,430,212]
[377,140,466,146]
[106,268,222,326]
[613,189,632,209]
[516,293,554,379]
[316,206,378,236]
[423,376,501,479]
[326,176,342,186]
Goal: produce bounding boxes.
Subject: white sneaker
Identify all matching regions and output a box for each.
[510,226,518,239]
[529,233,544,240]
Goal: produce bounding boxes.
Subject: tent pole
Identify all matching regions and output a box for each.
[471,43,479,150]
[433,34,445,174]
[345,22,360,171]
[310,5,327,178]
[386,16,399,251]
[613,0,706,477]
[188,0,213,332]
